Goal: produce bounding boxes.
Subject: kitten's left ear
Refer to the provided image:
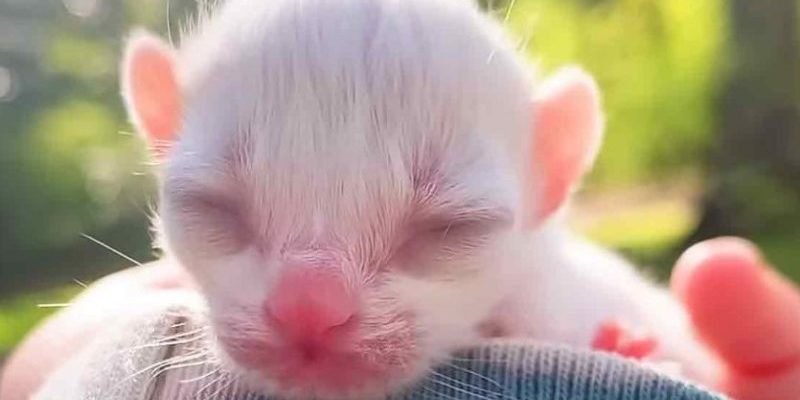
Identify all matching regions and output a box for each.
[121,30,182,158]
[526,67,604,226]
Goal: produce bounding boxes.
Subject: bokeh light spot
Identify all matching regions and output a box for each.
[0,66,17,102]
[62,0,100,18]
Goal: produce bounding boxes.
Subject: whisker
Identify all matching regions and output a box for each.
[169,320,191,329]
[36,303,73,309]
[166,0,174,46]
[503,0,518,23]
[197,373,234,400]
[195,374,225,397]
[179,367,220,384]
[447,355,513,364]
[441,360,508,392]
[120,338,208,355]
[80,233,143,266]
[116,351,208,387]
[137,358,212,395]
[150,358,210,381]
[157,326,209,341]
[72,278,89,288]
[419,385,462,400]
[517,34,533,53]
[440,221,455,242]
[117,328,209,354]
[429,370,506,398]
[206,378,235,400]
[427,374,496,400]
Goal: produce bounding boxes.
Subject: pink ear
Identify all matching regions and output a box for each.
[528,67,603,225]
[121,31,182,156]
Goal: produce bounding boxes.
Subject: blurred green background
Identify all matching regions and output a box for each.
[0,0,798,357]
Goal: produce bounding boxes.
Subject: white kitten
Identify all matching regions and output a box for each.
[120,0,718,398]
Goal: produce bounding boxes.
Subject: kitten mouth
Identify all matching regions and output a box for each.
[217,311,420,397]
[272,355,389,395]
[223,340,414,397]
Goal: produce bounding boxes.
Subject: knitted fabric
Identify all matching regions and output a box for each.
[35,302,725,400]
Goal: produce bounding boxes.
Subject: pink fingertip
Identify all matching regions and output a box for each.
[671,237,800,376]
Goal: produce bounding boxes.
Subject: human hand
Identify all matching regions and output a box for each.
[673,237,800,400]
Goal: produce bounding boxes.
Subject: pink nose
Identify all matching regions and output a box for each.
[266,268,357,341]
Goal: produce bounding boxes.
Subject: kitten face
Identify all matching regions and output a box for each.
[154,0,534,397]
[160,113,525,397]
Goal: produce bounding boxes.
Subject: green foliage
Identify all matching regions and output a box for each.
[0,286,81,357]
[0,0,192,295]
[580,199,696,258]
[19,100,144,248]
[46,34,115,82]
[715,167,800,232]
[506,0,725,187]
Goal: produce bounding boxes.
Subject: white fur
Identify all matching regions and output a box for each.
[126,0,720,397]
[495,220,721,384]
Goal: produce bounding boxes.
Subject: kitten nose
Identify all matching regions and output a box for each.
[266,268,357,340]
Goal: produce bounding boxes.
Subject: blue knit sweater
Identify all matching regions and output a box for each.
[34,305,726,400]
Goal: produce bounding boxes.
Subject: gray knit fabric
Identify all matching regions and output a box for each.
[34,302,726,400]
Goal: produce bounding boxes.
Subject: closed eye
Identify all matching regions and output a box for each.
[396,206,514,265]
[165,190,254,255]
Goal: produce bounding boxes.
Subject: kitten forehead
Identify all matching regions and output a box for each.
[165,0,532,240]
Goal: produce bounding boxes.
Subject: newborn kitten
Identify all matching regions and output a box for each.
[120,0,718,397]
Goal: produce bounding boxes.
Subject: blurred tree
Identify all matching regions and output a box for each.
[1,0,797,297]
[0,0,196,297]
[691,0,800,240]
[505,0,724,187]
